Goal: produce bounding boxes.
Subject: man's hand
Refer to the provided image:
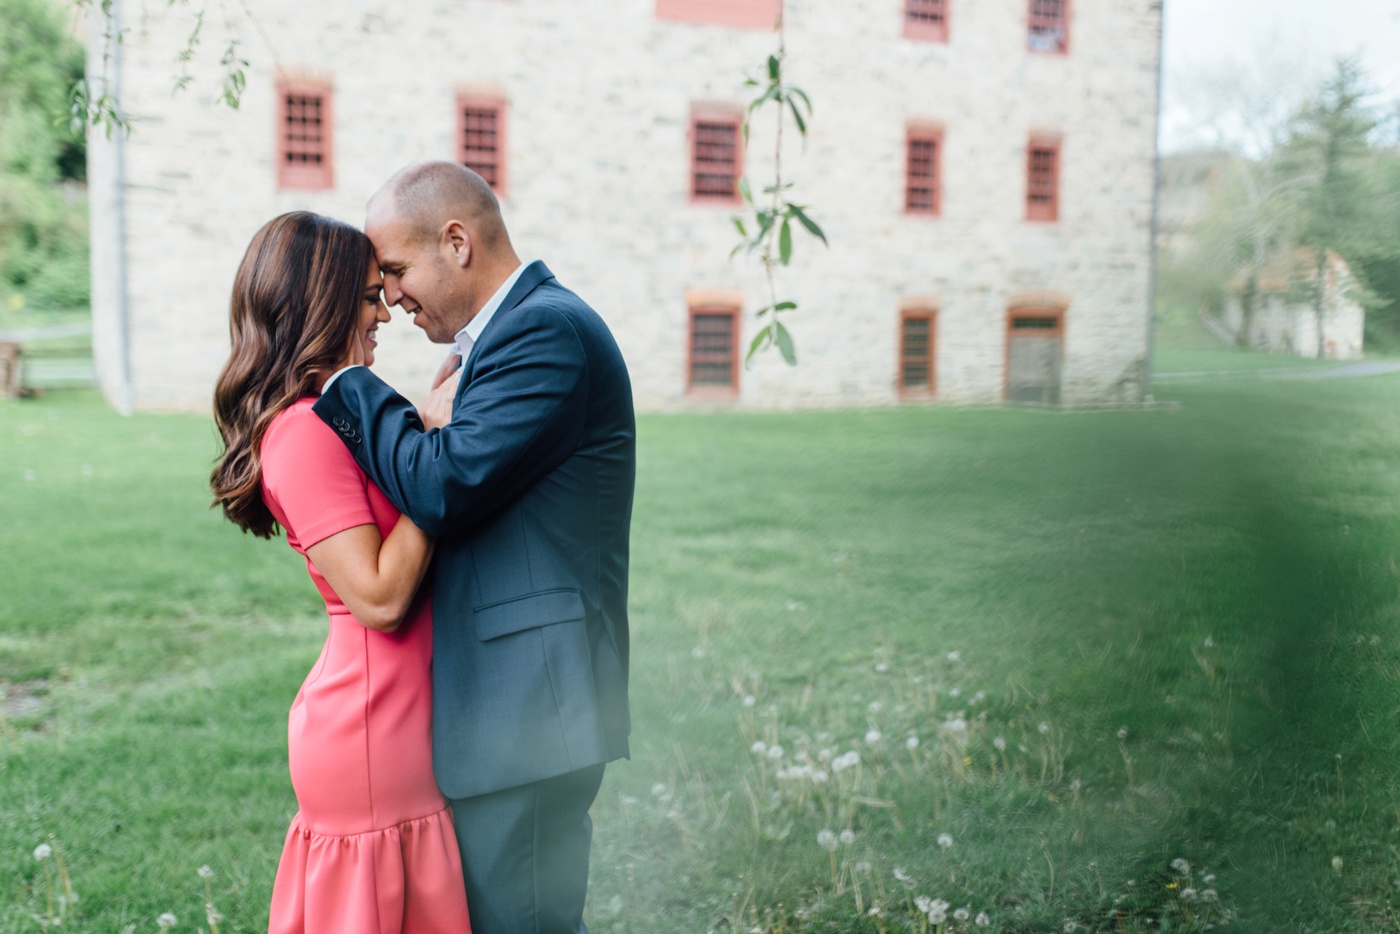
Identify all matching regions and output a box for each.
[431,352,462,390]
[419,370,461,430]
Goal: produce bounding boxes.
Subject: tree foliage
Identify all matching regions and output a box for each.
[0,0,89,309]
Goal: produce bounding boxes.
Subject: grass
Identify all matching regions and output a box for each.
[6,373,1400,931]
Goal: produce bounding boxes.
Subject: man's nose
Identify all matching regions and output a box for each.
[383,276,404,307]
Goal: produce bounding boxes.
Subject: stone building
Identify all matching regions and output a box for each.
[87,0,1162,413]
[1222,250,1365,360]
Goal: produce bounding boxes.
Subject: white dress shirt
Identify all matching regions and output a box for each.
[321,260,529,394]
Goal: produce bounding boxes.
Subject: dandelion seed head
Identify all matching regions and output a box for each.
[1202,889,1218,902]
[33,843,52,861]
[864,729,882,745]
[1171,858,1190,874]
[817,747,833,762]
[976,912,991,927]
[197,864,213,879]
[1038,721,1051,735]
[1117,727,1129,740]
[927,899,950,924]
[811,769,829,783]
[867,905,884,917]
[947,651,961,662]
[1018,743,1029,753]
[839,829,856,846]
[766,744,784,761]
[993,736,1007,751]
[868,701,883,713]
[973,690,986,704]
[915,896,933,914]
[691,646,705,659]
[949,687,962,698]
[1180,888,1198,901]
[1064,922,1078,932]
[1070,779,1082,792]
[742,695,755,707]
[1203,874,1216,884]
[817,829,838,852]
[937,833,954,848]
[945,717,967,733]
[157,914,178,929]
[894,867,913,883]
[906,735,920,750]
[955,907,971,921]
[855,860,872,873]
[1204,636,1214,648]
[650,783,667,796]
[874,662,890,673]
[1332,856,1344,872]
[620,795,638,807]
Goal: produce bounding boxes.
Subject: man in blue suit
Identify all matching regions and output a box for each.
[315,160,634,933]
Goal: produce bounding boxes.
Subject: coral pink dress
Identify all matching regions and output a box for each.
[259,398,471,934]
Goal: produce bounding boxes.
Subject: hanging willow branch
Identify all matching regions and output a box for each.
[730,10,827,366]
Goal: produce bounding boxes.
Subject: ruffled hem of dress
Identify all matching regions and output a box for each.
[268,806,472,934]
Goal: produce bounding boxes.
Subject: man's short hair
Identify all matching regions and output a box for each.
[378,160,506,248]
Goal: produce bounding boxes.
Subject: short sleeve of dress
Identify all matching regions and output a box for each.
[261,403,377,551]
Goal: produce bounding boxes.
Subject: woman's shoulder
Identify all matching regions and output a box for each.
[262,397,346,466]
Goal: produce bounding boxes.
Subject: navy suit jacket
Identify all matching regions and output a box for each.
[313,261,634,799]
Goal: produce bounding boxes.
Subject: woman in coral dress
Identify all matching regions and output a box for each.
[210,212,471,933]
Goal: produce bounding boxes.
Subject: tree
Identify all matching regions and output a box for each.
[0,0,89,308]
[1283,59,1387,358]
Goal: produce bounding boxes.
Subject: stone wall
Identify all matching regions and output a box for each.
[88,0,1162,412]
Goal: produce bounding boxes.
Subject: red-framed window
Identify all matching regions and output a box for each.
[1026,139,1060,222]
[657,0,783,30]
[905,128,942,215]
[899,309,937,395]
[688,305,740,393]
[457,98,507,194]
[690,115,742,204]
[277,85,333,190]
[903,0,949,42]
[1027,0,1069,54]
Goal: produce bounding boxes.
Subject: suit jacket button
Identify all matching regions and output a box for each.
[332,416,346,427]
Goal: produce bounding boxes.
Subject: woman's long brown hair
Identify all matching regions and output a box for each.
[211,211,375,537]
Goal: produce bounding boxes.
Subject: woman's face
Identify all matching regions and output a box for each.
[356,260,392,367]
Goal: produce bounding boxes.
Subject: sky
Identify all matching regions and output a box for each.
[1160,0,1400,153]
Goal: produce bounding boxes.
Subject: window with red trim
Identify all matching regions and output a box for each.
[688,306,739,392]
[1027,0,1068,53]
[457,99,506,194]
[277,86,333,190]
[1026,140,1060,222]
[899,311,936,394]
[905,130,941,215]
[903,0,948,42]
[657,0,783,30]
[691,116,741,203]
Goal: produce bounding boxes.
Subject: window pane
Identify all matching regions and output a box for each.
[906,0,946,27]
[691,312,735,388]
[693,121,739,199]
[906,137,938,212]
[1028,0,1067,52]
[461,106,501,188]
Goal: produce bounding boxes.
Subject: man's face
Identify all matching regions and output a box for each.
[365,207,468,344]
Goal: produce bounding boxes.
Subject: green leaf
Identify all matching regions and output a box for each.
[788,98,807,135]
[732,216,748,238]
[787,204,828,246]
[779,219,793,265]
[746,326,772,365]
[768,55,780,82]
[729,243,745,260]
[774,301,797,312]
[789,86,813,114]
[752,304,773,318]
[774,320,797,365]
[738,177,753,204]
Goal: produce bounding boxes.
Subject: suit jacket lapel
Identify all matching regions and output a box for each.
[460,260,556,382]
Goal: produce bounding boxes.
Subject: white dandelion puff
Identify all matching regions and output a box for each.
[927,899,950,925]
[742,695,755,707]
[811,769,829,783]
[817,829,838,852]
[1203,873,1216,884]
[750,741,767,755]
[893,867,913,883]
[915,896,933,914]
[1117,727,1128,740]
[947,651,961,662]
[954,907,971,921]
[650,783,667,796]
[937,833,954,848]
[976,912,991,927]
[766,744,784,761]
[945,717,968,733]
[949,687,962,698]
[33,843,52,861]
[993,736,1007,751]
[1038,721,1050,735]
[839,829,856,846]
[874,662,890,673]
[197,864,214,879]
[157,914,178,929]
[865,729,883,745]
[1202,889,1218,902]
[1332,856,1344,872]
[1171,858,1190,874]
[691,646,705,659]
[867,905,884,918]
[906,735,920,750]
[1180,888,1197,901]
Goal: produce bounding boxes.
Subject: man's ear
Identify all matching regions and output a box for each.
[443,220,472,268]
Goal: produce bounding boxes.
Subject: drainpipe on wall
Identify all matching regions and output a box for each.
[1144,1,1164,403]
[110,0,133,415]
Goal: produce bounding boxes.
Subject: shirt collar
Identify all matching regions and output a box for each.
[452,261,528,355]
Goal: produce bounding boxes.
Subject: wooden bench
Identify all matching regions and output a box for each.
[0,323,94,397]
[0,341,19,398]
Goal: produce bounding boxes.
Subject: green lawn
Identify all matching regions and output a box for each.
[6,376,1400,932]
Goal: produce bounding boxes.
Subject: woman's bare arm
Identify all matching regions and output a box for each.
[305,515,434,632]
